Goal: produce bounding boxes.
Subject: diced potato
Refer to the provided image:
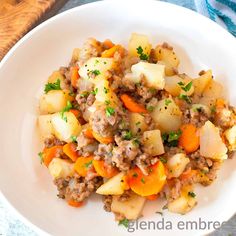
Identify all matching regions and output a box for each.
[131,62,165,89]
[47,70,67,89]
[167,153,190,178]
[48,158,74,179]
[96,172,125,195]
[199,80,224,107]
[224,125,236,151]
[111,191,146,220]
[168,185,197,214]
[39,90,72,114]
[79,57,114,81]
[38,115,54,139]
[151,98,182,132]
[143,130,165,156]
[193,70,212,96]
[191,104,211,117]
[155,44,180,76]
[165,75,194,97]
[200,121,228,160]
[51,112,82,142]
[128,33,152,58]
[129,113,148,135]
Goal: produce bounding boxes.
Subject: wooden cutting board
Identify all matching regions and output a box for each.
[0,0,68,60]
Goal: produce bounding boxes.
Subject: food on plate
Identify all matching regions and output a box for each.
[37,33,236,224]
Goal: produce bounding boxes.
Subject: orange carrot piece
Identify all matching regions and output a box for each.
[120,94,147,113]
[179,124,200,153]
[70,109,80,118]
[93,160,118,178]
[74,156,94,177]
[84,128,94,139]
[67,200,83,208]
[71,66,79,88]
[63,143,79,162]
[42,145,63,167]
[127,162,166,197]
[216,98,226,109]
[92,131,113,144]
[103,39,114,49]
[146,194,159,201]
[101,45,124,58]
[121,175,130,190]
[180,169,197,181]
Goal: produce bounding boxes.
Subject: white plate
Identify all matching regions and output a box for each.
[0,0,235,235]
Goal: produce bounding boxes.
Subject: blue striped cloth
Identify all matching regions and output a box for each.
[194,0,236,36]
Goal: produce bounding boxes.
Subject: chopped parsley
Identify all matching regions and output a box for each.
[188,192,196,198]
[91,88,98,95]
[136,46,149,60]
[118,218,129,228]
[80,91,89,97]
[103,87,109,94]
[44,79,61,93]
[141,178,145,184]
[60,101,73,122]
[147,105,154,112]
[105,100,110,105]
[159,156,167,164]
[132,173,138,178]
[211,105,216,113]
[132,138,140,146]
[135,121,141,126]
[38,152,44,164]
[105,107,115,117]
[178,81,193,92]
[123,131,133,140]
[178,94,192,104]
[162,130,182,147]
[165,99,172,106]
[71,135,77,143]
[90,69,101,76]
[84,160,93,168]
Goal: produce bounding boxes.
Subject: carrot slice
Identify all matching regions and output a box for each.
[101,45,124,58]
[127,162,166,197]
[63,143,79,162]
[146,194,159,201]
[42,145,63,167]
[93,160,118,178]
[67,200,83,208]
[179,124,200,153]
[74,156,94,177]
[71,66,79,88]
[121,175,130,190]
[180,169,198,181]
[120,94,147,113]
[70,109,80,118]
[92,131,113,144]
[103,39,114,49]
[84,128,94,139]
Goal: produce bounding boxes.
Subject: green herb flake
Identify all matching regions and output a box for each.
[60,101,73,122]
[105,100,111,105]
[91,69,101,76]
[168,130,182,142]
[135,121,141,126]
[71,135,77,142]
[211,105,216,113]
[160,156,167,164]
[178,94,192,104]
[44,79,61,93]
[80,91,89,97]
[188,192,196,198]
[103,87,109,94]
[178,81,193,92]
[91,88,98,95]
[118,218,129,228]
[165,99,172,106]
[136,46,149,61]
[132,138,140,146]
[123,131,132,140]
[84,160,93,168]
[105,107,115,117]
[38,152,44,164]
[147,106,154,112]
[132,173,138,178]
[141,178,145,184]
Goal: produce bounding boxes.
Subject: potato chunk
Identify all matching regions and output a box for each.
[38,114,54,139]
[167,153,190,178]
[96,172,125,195]
[131,62,165,89]
[111,191,146,220]
[47,71,67,89]
[143,130,165,156]
[193,70,212,96]
[128,33,152,58]
[39,90,72,114]
[48,158,74,179]
[151,98,182,132]
[224,125,236,151]
[51,112,82,142]
[129,113,148,135]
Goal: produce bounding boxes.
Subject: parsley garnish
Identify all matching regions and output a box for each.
[188,192,196,198]
[80,91,89,97]
[132,138,140,146]
[91,69,101,76]
[123,131,132,140]
[147,106,154,112]
[84,160,93,168]
[91,88,98,95]
[132,173,138,178]
[71,135,77,142]
[160,156,167,164]
[141,178,145,184]
[38,152,44,164]
[60,101,73,122]
[211,105,216,113]
[162,130,182,147]
[165,99,172,106]
[103,87,109,94]
[178,94,192,104]
[105,100,110,105]
[168,130,182,142]
[178,81,193,92]
[135,121,141,126]
[105,107,115,117]
[118,218,129,228]
[44,79,61,93]
[136,46,149,60]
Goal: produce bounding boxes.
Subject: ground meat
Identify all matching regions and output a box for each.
[182,108,209,127]
[59,66,71,86]
[54,174,103,203]
[103,195,112,212]
[164,146,184,156]
[94,143,113,162]
[44,137,66,148]
[112,135,140,171]
[137,81,156,101]
[135,153,158,175]
[168,179,182,200]
[214,106,236,129]
[121,73,136,91]
[117,190,132,202]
